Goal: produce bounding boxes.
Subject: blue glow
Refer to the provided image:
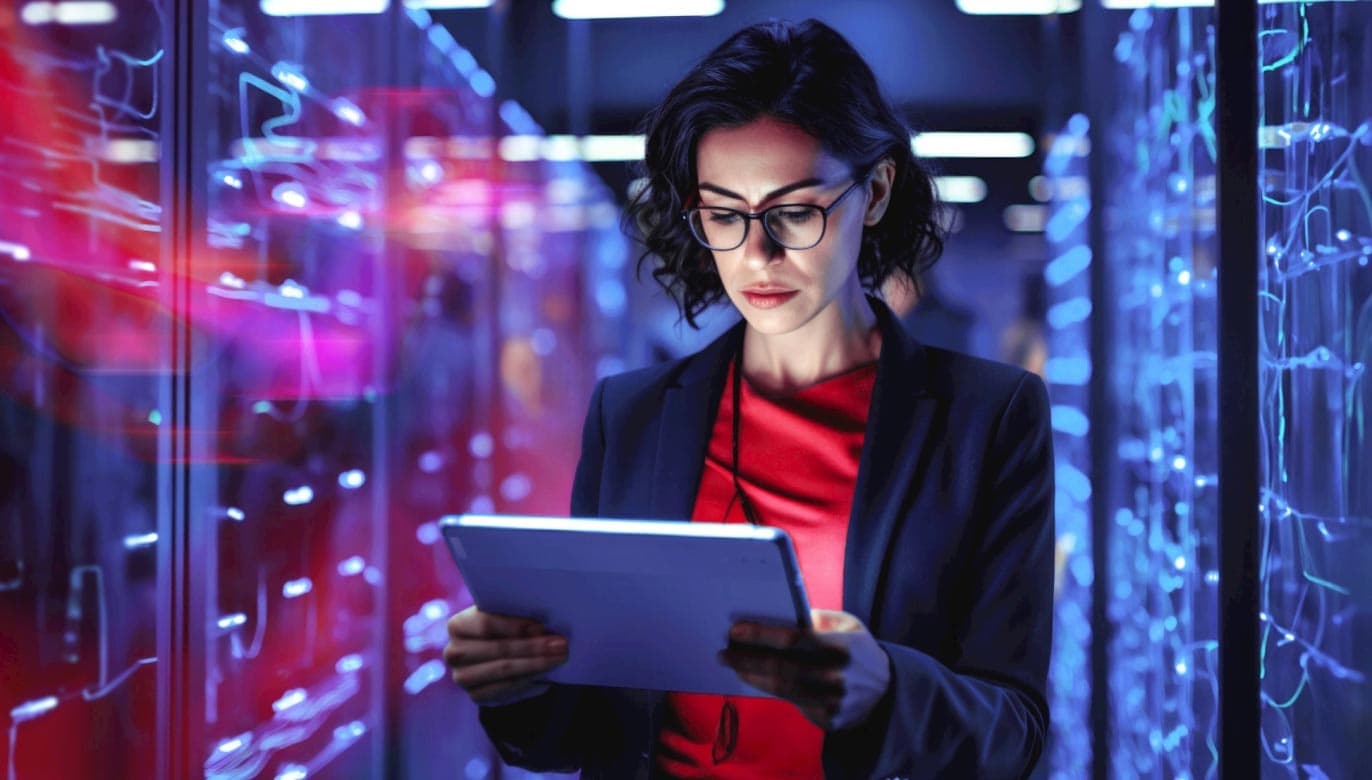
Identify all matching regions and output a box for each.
[1045,245,1093,287]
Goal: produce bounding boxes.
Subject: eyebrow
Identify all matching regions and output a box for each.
[696,176,828,207]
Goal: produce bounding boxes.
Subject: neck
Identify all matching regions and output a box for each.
[741,284,882,394]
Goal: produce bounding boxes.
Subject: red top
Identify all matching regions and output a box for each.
[652,358,877,779]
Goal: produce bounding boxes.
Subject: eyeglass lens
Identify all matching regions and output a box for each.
[688,205,826,251]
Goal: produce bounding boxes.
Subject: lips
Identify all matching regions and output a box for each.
[741,289,799,309]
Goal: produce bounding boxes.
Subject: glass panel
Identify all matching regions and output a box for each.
[1257,2,1372,776]
[0,4,167,779]
[1101,7,1220,778]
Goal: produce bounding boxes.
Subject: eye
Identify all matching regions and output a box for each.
[706,210,742,225]
[775,208,817,224]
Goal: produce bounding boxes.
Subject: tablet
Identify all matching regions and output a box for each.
[440,513,811,697]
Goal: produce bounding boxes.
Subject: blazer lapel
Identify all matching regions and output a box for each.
[648,322,743,520]
[843,297,935,629]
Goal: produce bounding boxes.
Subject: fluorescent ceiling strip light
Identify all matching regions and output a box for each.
[956,0,1080,13]
[21,1,118,25]
[1100,0,1211,7]
[581,134,646,162]
[261,0,388,16]
[934,176,988,204]
[405,0,493,7]
[552,0,725,20]
[913,132,1035,159]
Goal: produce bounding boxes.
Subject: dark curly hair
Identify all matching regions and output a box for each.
[624,18,946,328]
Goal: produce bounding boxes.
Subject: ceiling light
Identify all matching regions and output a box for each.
[956,0,1080,13]
[260,0,388,16]
[913,132,1035,159]
[552,0,725,20]
[934,176,988,204]
[405,0,494,7]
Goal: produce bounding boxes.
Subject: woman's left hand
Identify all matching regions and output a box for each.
[719,608,891,731]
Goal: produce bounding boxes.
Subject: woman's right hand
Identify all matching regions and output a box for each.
[443,605,569,706]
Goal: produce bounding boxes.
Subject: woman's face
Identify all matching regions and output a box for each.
[694,115,881,337]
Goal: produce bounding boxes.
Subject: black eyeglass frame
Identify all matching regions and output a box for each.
[681,176,868,252]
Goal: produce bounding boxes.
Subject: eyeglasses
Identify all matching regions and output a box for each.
[683,178,866,252]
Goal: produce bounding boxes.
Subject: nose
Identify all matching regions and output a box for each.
[741,216,783,269]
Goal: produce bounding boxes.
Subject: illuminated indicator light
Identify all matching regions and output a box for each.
[333,721,367,742]
[272,689,307,712]
[222,29,249,54]
[23,1,119,24]
[470,70,495,98]
[1174,557,1186,570]
[914,132,1035,159]
[221,173,243,189]
[123,532,158,549]
[252,401,273,414]
[1044,356,1091,385]
[333,100,366,126]
[1284,632,1295,642]
[272,183,308,209]
[469,432,494,458]
[418,451,443,473]
[956,0,1079,13]
[403,659,448,694]
[336,654,364,674]
[1336,229,1352,242]
[148,409,162,426]
[217,614,247,630]
[1050,405,1090,437]
[1047,297,1092,329]
[226,507,246,521]
[1150,283,1164,298]
[279,281,306,299]
[422,600,448,620]
[216,737,245,754]
[337,211,363,230]
[417,160,443,183]
[282,577,313,598]
[261,0,388,15]
[1206,571,1219,585]
[276,765,308,780]
[1178,270,1191,285]
[339,556,365,576]
[934,176,988,204]
[270,63,310,92]
[1045,245,1092,287]
[1,241,33,262]
[417,522,441,544]
[1175,661,1188,675]
[553,0,724,19]
[338,469,366,489]
[11,697,58,721]
[283,486,314,506]
[501,474,533,502]
[364,566,383,585]
[1172,456,1187,471]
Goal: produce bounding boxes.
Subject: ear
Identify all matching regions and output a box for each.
[862,157,897,226]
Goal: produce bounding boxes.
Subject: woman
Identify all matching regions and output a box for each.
[444,19,1054,780]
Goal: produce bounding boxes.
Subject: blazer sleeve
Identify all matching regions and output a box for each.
[475,377,611,772]
[824,372,1055,780]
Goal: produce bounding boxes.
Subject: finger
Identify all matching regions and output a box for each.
[797,701,841,730]
[444,634,567,668]
[451,607,548,640]
[722,651,847,699]
[465,669,555,705]
[809,609,859,633]
[451,652,567,691]
[721,640,849,669]
[730,621,802,649]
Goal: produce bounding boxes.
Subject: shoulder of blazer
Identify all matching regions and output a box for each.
[598,319,744,414]
[918,344,1039,405]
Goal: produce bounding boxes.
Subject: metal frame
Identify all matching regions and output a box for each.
[1215,0,1261,777]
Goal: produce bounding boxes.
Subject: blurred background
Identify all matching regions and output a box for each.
[0,1,1368,778]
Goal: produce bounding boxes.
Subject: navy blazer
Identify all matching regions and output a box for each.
[478,298,1055,779]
